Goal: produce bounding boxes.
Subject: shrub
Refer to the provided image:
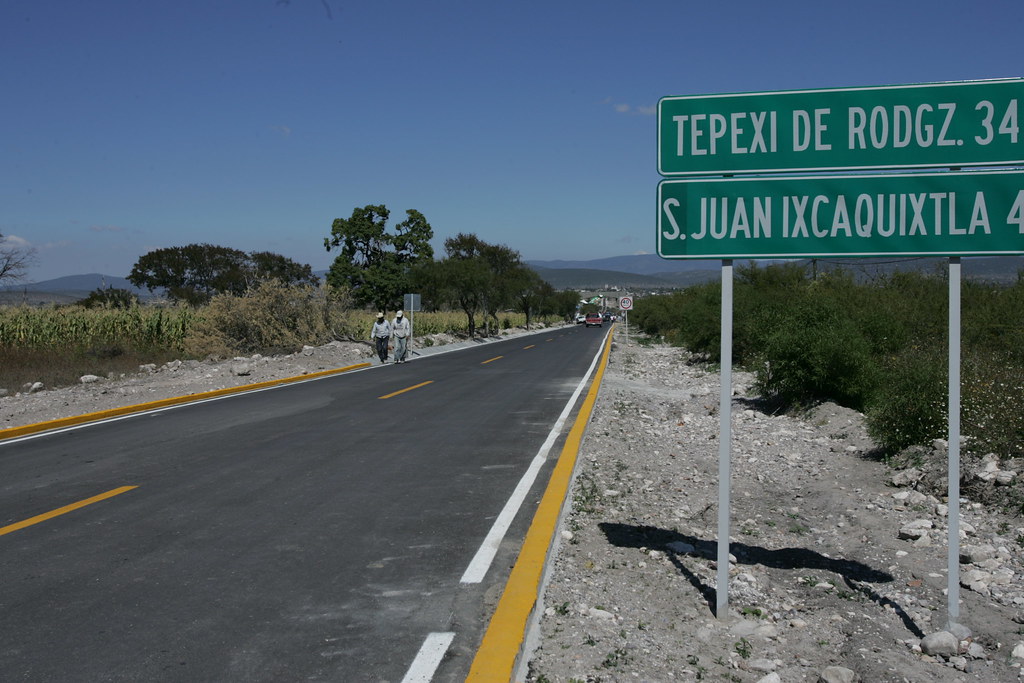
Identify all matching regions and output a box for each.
[866,348,948,453]
[962,350,1024,459]
[182,281,344,357]
[752,292,878,411]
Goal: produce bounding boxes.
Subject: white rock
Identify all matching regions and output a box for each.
[231,363,253,377]
[79,374,102,384]
[1011,642,1024,660]
[995,470,1018,486]
[817,665,858,683]
[920,630,959,657]
[746,657,776,672]
[960,544,997,564]
[966,642,987,659]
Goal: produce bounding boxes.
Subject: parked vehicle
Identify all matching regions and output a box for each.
[574,313,586,324]
[585,313,603,327]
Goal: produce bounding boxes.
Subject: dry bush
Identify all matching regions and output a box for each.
[182,281,352,358]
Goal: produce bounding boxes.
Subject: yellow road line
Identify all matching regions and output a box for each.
[522,345,535,350]
[466,329,614,681]
[378,380,434,400]
[0,486,138,537]
[0,362,372,442]
[480,356,503,364]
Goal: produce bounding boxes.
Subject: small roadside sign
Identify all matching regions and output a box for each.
[619,296,633,310]
[404,293,421,312]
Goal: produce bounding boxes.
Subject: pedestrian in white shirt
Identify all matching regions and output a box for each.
[371,312,391,363]
[392,310,411,363]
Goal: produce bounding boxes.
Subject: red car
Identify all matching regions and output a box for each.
[584,313,603,327]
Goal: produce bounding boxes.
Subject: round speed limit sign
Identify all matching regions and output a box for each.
[619,296,633,310]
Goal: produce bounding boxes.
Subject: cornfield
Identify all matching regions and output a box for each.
[0,305,196,351]
[0,304,562,353]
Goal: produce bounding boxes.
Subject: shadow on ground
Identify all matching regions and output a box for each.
[599,522,923,636]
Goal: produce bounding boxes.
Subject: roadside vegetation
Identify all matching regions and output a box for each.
[630,261,1024,464]
[1,204,580,396]
[0,287,567,397]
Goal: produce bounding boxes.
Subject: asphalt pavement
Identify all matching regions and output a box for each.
[0,323,611,681]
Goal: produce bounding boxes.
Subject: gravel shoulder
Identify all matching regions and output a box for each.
[526,338,1024,682]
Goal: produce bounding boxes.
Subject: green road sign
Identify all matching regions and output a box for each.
[658,79,1024,176]
[657,170,1024,259]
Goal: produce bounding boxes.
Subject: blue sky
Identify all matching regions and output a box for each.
[4,0,1023,281]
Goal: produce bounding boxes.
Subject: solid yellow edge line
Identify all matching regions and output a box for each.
[0,485,138,537]
[481,356,504,364]
[0,362,372,442]
[466,328,614,682]
[378,380,434,400]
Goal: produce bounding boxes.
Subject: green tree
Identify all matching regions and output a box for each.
[323,205,434,311]
[246,251,319,289]
[128,244,317,305]
[514,271,553,330]
[413,252,490,337]
[79,287,139,309]
[546,289,582,320]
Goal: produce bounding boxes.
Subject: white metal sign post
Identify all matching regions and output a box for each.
[716,262,733,617]
[404,293,421,358]
[619,296,633,343]
[948,259,962,626]
[657,79,1024,624]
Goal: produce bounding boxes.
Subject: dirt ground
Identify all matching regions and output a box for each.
[3,329,1024,682]
[526,337,1024,683]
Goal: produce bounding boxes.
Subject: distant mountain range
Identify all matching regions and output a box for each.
[4,254,1024,304]
[0,274,148,305]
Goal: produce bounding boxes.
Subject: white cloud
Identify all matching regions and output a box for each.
[270,124,292,138]
[39,240,73,250]
[605,98,656,116]
[3,234,32,247]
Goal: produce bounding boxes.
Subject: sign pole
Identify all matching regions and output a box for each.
[716,259,733,617]
[947,257,962,628]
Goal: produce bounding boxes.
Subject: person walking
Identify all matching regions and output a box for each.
[371,312,391,364]
[391,310,411,363]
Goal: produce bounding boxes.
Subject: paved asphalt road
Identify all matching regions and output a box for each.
[0,324,611,682]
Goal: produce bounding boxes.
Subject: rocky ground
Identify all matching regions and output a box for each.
[3,329,1024,682]
[526,338,1024,683]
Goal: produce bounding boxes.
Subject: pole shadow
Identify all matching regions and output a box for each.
[598,522,924,637]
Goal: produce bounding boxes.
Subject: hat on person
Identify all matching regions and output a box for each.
[396,310,403,317]
[376,312,384,318]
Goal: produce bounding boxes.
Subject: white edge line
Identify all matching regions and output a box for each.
[401,631,455,683]
[459,328,609,584]
[0,367,375,446]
